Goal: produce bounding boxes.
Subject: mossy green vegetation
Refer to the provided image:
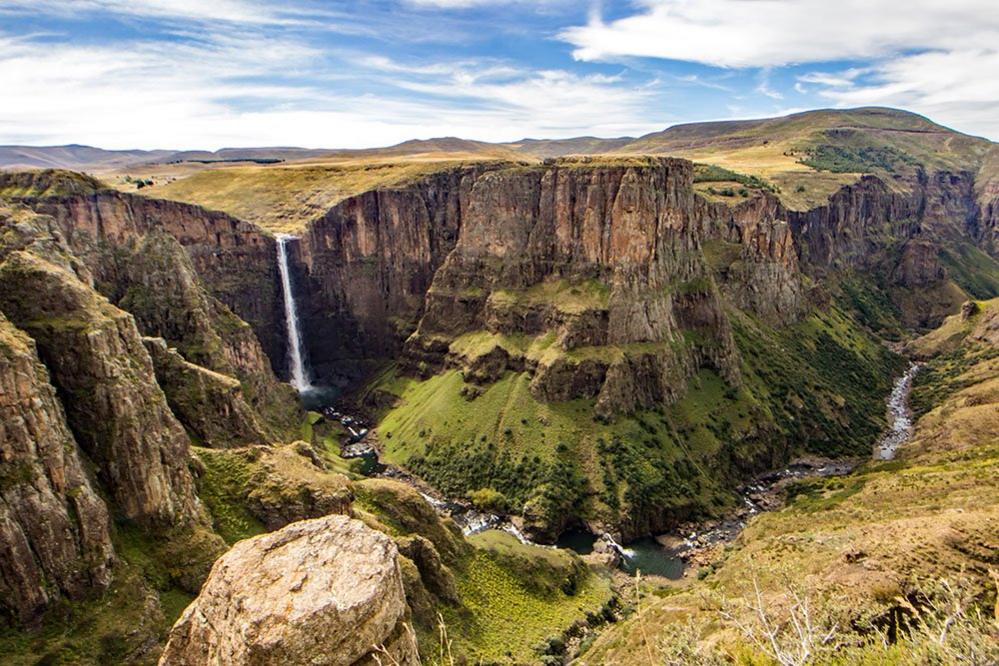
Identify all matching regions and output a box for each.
[351,479,614,664]
[0,169,104,199]
[445,531,613,663]
[0,561,165,666]
[487,277,611,316]
[580,289,999,665]
[0,520,222,665]
[693,163,776,193]
[939,242,999,300]
[193,447,268,544]
[799,142,918,174]
[370,298,901,534]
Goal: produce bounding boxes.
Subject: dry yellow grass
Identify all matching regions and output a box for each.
[113,155,521,234]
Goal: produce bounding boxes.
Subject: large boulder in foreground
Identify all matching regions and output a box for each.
[159,515,418,666]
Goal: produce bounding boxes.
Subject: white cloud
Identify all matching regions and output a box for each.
[0,34,664,149]
[807,49,999,138]
[561,0,999,68]
[559,0,999,139]
[0,0,299,24]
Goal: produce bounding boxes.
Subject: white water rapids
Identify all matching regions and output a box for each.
[276,234,313,393]
[874,362,921,460]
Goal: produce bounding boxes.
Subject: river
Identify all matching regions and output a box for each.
[312,364,922,579]
[874,362,921,461]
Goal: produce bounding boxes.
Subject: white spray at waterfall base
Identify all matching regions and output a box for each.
[276,234,313,393]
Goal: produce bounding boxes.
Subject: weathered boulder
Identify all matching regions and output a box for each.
[159,515,418,666]
[0,312,114,624]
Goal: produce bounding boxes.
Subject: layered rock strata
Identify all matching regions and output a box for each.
[0,249,201,527]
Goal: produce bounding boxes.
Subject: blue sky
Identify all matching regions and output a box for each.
[1,0,996,149]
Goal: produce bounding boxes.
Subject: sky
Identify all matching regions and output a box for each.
[1,0,997,149]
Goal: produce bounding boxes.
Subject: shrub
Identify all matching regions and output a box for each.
[468,487,509,513]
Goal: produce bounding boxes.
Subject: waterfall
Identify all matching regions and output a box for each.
[276,234,313,393]
[602,533,635,559]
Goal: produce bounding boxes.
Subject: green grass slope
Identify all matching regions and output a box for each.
[365,297,902,537]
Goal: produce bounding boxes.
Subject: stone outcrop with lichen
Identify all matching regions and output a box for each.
[0,312,115,624]
[159,514,419,666]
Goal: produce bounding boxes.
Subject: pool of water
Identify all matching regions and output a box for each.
[355,451,385,476]
[619,538,685,579]
[298,385,340,411]
[555,531,685,579]
[555,529,597,554]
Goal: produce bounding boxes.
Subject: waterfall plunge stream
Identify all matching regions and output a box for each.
[276,235,313,393]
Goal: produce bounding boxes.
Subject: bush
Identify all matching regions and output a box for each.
[468,487,509,513]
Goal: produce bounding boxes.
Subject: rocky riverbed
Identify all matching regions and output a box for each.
[321,361,921,578]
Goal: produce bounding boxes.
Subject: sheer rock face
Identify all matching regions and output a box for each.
[293,165,485,380]
[22,197,300,435]
[143,337,271,448]
[788,175,917,271]
[403,159,742,415]
[20,187,287,376]
[0,312,114,624]
[159,515,418,666]
[105,231,299,441]
[695,193,804,324]
[0,250,200,527]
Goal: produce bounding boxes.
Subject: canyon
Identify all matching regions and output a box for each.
[1,107,998,664]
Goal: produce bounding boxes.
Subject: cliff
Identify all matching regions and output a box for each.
[403,157,742,416]
[0,312,115,624]
[143,337,272,448]
[0,171,287,376]
[0,172,301,437]
[0,249,201,527]
[293,164,491,380]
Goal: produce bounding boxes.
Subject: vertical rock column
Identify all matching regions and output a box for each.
[0,312,114,624]
[0,250,201,527]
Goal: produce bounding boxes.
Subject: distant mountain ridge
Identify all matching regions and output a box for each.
[3,108,995,185]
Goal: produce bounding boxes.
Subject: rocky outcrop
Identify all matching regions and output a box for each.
[0,313,114,624]
[293,165,493,381]
[403,158,741,415]
[695,193,804,323]
[196,444,354,530]
[0,172,302,436]
[143,337,271,448]
[0,250,200,527]
[788,175,916,271]
[159,515,418,666]
[0,173,287,378]
[109,231,299,434]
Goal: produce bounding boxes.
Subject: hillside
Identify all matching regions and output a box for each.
[131,157,519,234]
[581,298,999,663]
[7,107,997,222]
[616,107,995,209]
